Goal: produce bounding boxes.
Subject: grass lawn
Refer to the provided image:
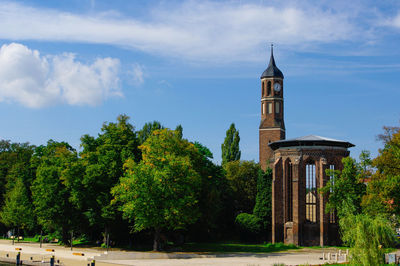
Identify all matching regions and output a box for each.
[1,236,91,246]
[306,245,349,250]
[180,242,299,253]
[0,236,300,254]
[20,237,39,242]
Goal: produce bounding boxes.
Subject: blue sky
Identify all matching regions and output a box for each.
[0,0,399,163]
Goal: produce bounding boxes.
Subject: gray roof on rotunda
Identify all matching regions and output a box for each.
[268,135,355,150]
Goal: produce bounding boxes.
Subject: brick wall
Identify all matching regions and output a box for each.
[272,147,349,246]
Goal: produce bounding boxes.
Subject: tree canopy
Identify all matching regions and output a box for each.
[321,125,399,265]
[362,126,400,217]
[112,129,202,250]
[224,160,259,214]
[1,114,397,251]
[79,114,140,240]
[31,140,80,244]
[253,168,272,233]
[221,123,240,165]
[320,157,366,218]
[0,178,35,231]
[137,121,164,145]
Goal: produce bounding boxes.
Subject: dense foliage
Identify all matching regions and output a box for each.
[78,114,140,242]
[0,116,270,250]
[320,157,366,218]
[224,160,259,214]
[362,127,400,217]
[321,125,400,265]
[31,141,81,244]
[235,213,262,241]
[1,114,397,255]
[340,213,395,265]
[253,168,272,233]
[112,129,202,250]
[221,123,241,166]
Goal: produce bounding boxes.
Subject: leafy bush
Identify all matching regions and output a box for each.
[340,213,396,265]
[253,168,272,232]
[235,213,262,241]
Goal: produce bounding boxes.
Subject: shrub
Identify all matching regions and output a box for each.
[235,213,262,241]
[340,213,395,265]
[253,168,272,232]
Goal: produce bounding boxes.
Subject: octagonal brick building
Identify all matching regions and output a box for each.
[268,135,354,246]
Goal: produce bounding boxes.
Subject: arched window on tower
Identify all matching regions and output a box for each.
[267,103,272,114]
[262,82,265,96]
[267,81,271,96]
[275,102,280,114]
[306,162,317,223]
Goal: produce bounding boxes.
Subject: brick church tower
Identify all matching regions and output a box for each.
[259,45,285,170]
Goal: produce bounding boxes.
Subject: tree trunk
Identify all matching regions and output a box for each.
[62,228,70,246]
[103,225,109,247]
[153,228,161,251]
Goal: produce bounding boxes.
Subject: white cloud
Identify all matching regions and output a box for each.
[0,43,121,108]
[390,12,400,28]
[129,64,145,86]
[0,1,359,62]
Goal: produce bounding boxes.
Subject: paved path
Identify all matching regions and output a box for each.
[0,240,108,266]
[100,251,339,266]
[0,239,349,266]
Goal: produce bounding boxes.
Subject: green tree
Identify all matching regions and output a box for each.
[0,141,36,234]
[0,178,35,231]
[189,142,229,240]
[340,212,395,265]
[359,150,372,173]
[224,160,259,214]
[253,168,272,233]
[235,213,262,242]
[112,129,202,250]
[175,124,183,139]
[320,157,366,218]
[194,142,213,159]
[138,121,164,144]
[362,126,400,217]
[31,140,81,244]
[221,123,240,165]
[0,141,35,208]
[321,126,398,265]
[79,114,140,242]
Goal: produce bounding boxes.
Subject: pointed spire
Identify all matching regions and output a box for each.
[271,43,273,56]
[268,43,276,68]
[260,43,284,79]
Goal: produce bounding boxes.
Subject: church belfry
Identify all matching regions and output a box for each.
[259,45,285,170]
[260,46,356,247]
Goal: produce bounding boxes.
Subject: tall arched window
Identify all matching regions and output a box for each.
[262,82,265,96]
[267,81,271,95]
[286,160,293,222]
[329,164,336,223]
[267,103,272,114]
[306,162,317,223]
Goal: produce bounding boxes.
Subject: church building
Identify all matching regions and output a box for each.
[259,46,355,246]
